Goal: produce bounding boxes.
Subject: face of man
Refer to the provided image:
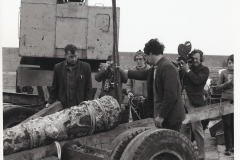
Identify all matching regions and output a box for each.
[65,51,78,64]
[227,60,234,71]
[192,53,201,67]
[145,53,154,65]
[135,55,145,67]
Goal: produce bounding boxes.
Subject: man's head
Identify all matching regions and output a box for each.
[106,54,113,66]
[189,49,204,67]
[227,54,234,70]
[64,44,78,65]
[134,50,146,67]
[143,39,165,65]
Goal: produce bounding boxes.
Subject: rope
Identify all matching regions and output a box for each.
[54,141,61,160]
[129,97,142,120]
[80,101,96,135]
[93,100,110,130]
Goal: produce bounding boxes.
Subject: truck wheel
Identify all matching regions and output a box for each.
[110,127,151,160]
[3,105,36,129]
[120,129,197,160]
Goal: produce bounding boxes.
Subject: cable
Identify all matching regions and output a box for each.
[80,101,96,135]
[128,97,142,120]
[93,100,109,130]
[54,141,61,160]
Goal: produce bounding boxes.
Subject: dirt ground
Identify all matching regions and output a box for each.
[205,126,234,160]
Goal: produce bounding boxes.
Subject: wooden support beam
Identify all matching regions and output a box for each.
[20,101,63,124]
[182,101,234,124]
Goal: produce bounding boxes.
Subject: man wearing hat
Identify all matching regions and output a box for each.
[126,50,150,121]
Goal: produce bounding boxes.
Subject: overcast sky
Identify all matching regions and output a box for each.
[1,0,240,55]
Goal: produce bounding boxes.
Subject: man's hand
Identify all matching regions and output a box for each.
[128,92,134,98]
[227,74,233,84]
[154,115,164,128]
[46,103,50,108]
[181,62,190,73]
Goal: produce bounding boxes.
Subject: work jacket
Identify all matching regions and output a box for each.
[48,60,92,108]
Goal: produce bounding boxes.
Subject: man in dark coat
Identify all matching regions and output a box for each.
[179,49,209,160]
[47,44,92,108]
[119,39,185,132]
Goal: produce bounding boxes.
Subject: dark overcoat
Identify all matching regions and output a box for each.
[128,57,185,126]
[48,60,92,108]
[179,63,209,107]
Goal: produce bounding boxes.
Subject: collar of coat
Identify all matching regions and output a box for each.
[65,60,78,69]
[155,56,166,67]
[191,63,203,71]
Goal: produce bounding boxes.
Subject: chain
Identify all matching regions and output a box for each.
[129,97,144,120]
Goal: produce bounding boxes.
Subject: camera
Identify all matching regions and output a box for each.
[172,41,193,67]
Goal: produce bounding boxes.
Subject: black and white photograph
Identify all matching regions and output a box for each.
[1,0,239,159]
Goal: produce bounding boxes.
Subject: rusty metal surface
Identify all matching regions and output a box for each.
[86,7,120,60]
[19,3,119,59]
[56,4,88,18]
[19,3,56,57]
[56,18,87,49]
[4,118,155,160]
[21,0,56,4]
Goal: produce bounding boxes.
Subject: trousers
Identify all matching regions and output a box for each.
[181,98,205,159]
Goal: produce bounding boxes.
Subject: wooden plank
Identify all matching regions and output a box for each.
[182,101,234,124]
[20,101,63,124]
[3,92,39,105]
[4,118,155,160]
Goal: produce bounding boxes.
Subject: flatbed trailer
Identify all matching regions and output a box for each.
[4,101,234,160]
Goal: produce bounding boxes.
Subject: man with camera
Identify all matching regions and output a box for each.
[179,49,209,160]
[95,55,115,98]
[126,50,150,121]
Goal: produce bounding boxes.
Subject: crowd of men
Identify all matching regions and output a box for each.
[46,40,234,160]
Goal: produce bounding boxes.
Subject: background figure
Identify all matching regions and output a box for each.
[179,49,209,160]
[126,50,150,121]
[95,55,115,98]
[47,44,92,108]
[216,54,234,156]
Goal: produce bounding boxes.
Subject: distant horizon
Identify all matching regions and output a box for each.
[1,46,231,57]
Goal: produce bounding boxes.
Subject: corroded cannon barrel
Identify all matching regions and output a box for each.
[4,96,121,155]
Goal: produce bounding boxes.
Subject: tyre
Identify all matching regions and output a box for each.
[109,127,151,160]
[120,128,197,160]
[3,104,36,129]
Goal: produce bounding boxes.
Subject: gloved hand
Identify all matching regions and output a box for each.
[128,92,134,98]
